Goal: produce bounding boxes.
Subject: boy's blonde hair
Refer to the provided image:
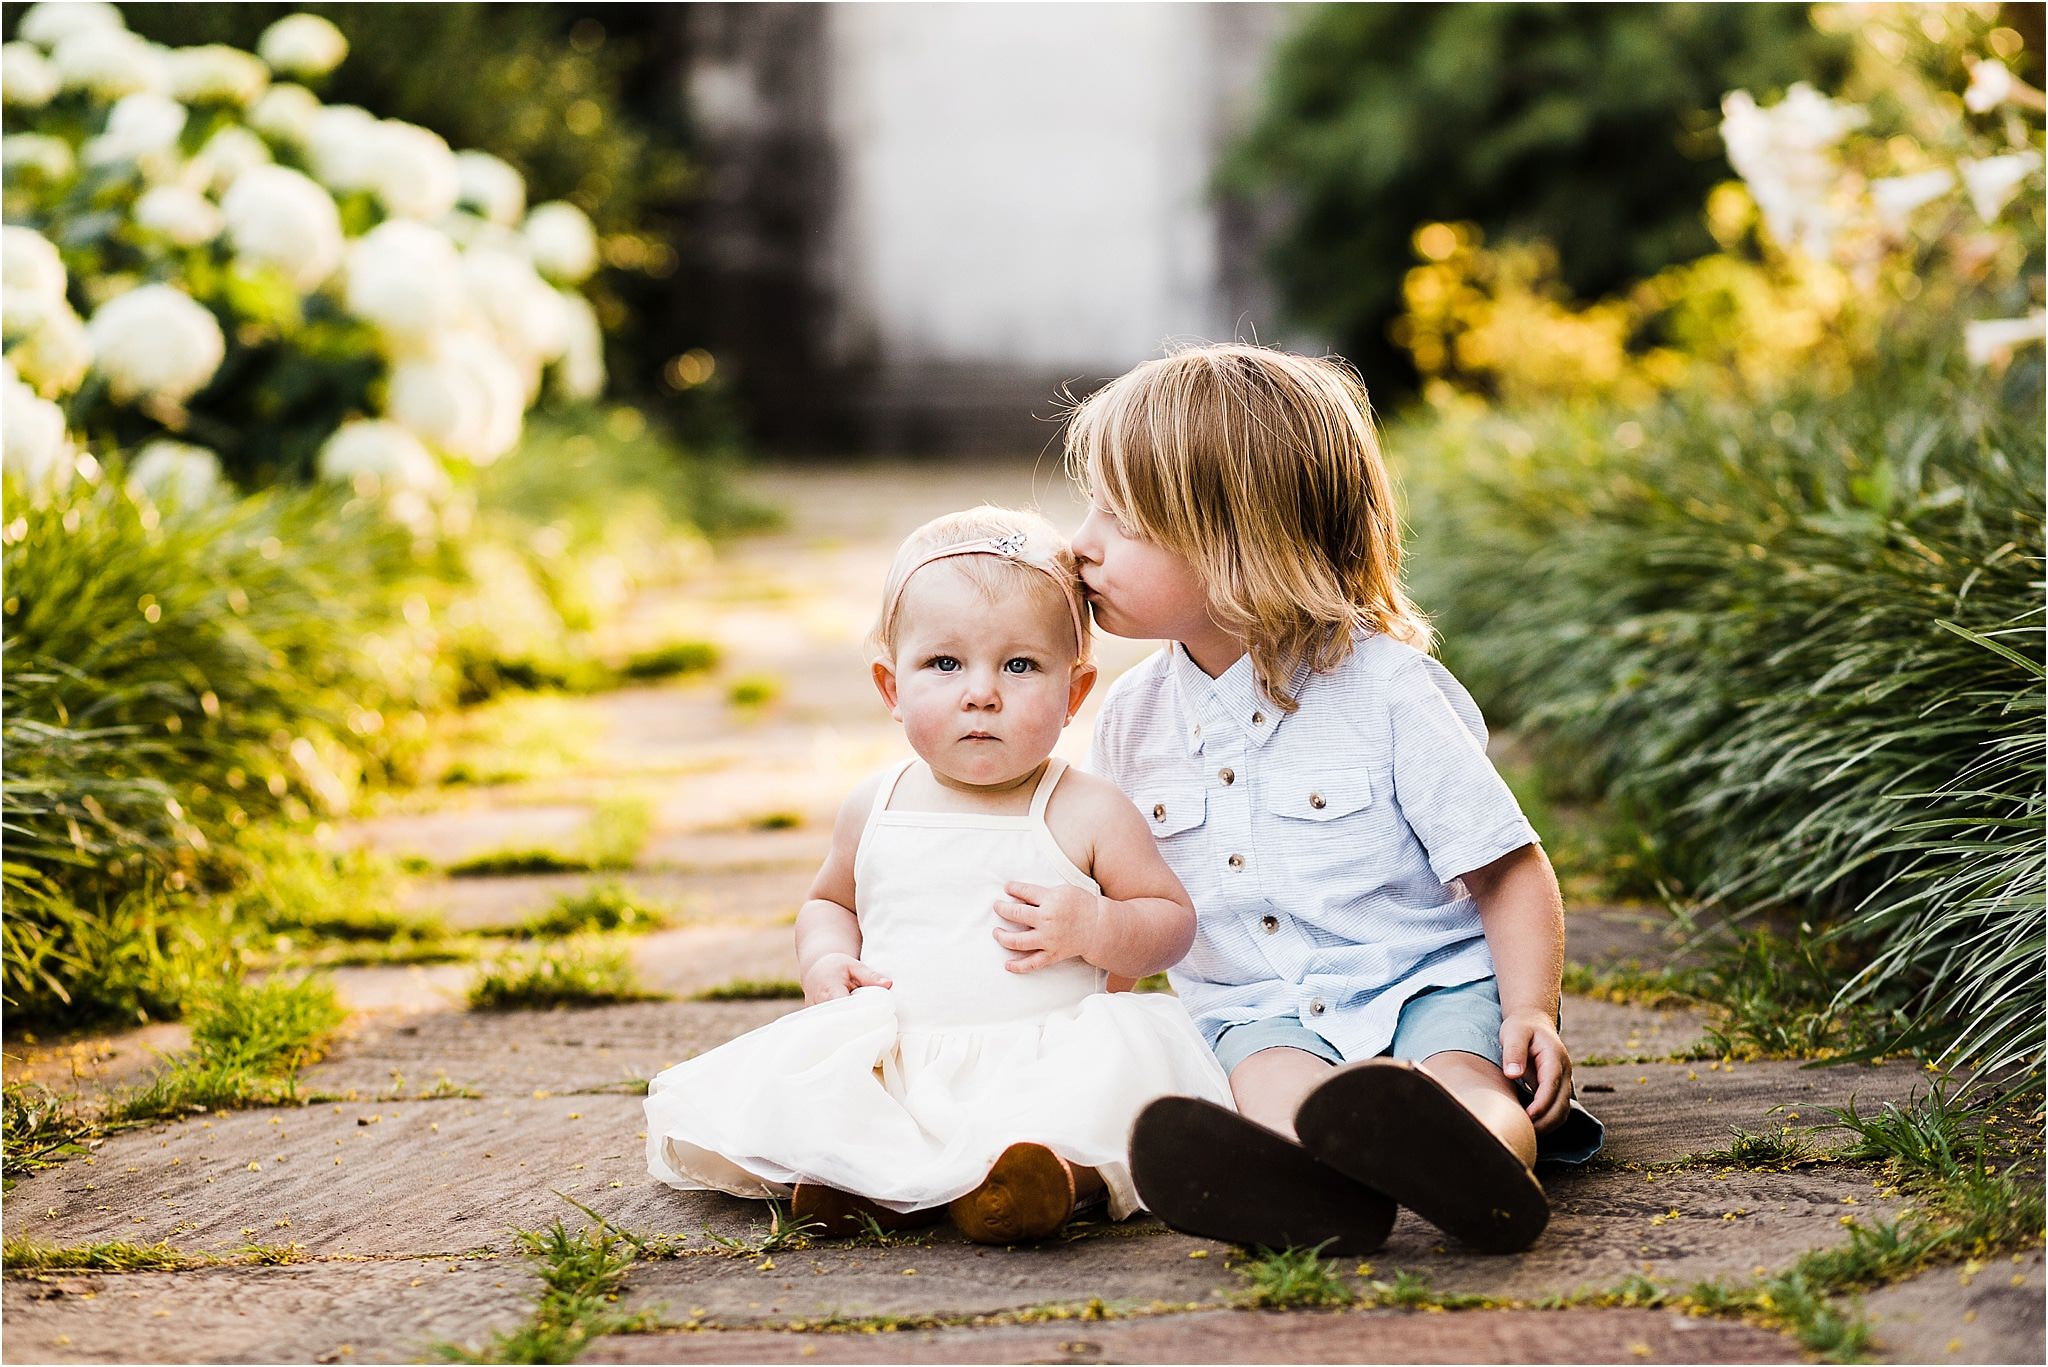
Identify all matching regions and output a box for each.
[1063,341,1430,712]
[868,505,1093,666]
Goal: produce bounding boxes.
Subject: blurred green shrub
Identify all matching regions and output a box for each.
[1225,2,1847,393]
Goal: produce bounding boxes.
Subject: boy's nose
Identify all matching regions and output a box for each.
[1071,511,1102,564]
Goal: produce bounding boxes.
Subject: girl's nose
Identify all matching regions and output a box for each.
[960,667,1001,707]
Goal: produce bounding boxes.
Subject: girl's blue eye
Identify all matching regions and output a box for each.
[1004,658,1036,674]
[929,656,959,672]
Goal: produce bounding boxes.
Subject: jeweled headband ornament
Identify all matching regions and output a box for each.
[881,535,1089,655]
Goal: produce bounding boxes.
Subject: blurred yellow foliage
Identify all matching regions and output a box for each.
[1395,204,1870,409]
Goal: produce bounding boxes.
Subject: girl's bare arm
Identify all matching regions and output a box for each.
[795,774,891,1002]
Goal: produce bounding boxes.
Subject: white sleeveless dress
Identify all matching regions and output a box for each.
[643,757,1234,1217]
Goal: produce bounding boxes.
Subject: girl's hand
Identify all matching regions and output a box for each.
[992,881,1104,973]
[800,952,891,1004]
[1501,1009,1574,1133]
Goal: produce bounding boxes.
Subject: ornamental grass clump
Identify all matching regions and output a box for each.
[1400,354,2045,1082]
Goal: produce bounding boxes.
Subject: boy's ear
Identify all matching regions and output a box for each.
[871,658,903,719]
[1063,661,1099,725]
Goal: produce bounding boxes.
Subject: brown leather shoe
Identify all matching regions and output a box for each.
[948,1143,1077,1244]
[789,1183,940,1238]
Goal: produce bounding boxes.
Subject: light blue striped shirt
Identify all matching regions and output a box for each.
[1087,632,1539,1063]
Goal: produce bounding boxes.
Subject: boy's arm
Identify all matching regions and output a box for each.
[995,775,1196,979]
[1462,842,1572,1132]
[794,774,892,1002]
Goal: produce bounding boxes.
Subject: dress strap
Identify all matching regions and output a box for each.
[1027,757,1069,820]
[859,758,919,845]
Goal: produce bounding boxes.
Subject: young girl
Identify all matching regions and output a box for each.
[1067,343,1604,1256]
[644,507,1241,1245]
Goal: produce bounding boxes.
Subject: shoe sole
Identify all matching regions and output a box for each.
[1295,1059,1548,1254]
[1129,1097,1394,1255]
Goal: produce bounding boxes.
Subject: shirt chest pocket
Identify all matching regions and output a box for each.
[1266,769,1373,824]
[1137,785,1207,840]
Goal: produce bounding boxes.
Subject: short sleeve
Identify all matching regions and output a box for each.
[1384,656,1539,884]
[1083,697,1117,781]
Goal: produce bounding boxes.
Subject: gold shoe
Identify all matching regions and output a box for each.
[789,1182,938,1238]
[948,1143,1077,1245]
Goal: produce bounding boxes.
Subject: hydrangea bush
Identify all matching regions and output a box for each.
[2,1,607,508]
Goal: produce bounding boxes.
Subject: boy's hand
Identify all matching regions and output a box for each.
[800,952,891,1004]
[1501,1009,1574,1133]
[992,881,1104,972]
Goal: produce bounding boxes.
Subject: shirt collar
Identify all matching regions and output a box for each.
[1168,642,1311,755]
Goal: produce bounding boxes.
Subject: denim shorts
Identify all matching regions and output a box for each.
[1212,977,1504,1076]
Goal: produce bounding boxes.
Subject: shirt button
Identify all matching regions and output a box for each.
[1308,791,1326,810]
[1260,914,1278,934]
[1227,853,1245,870]
[1308,999,1326,1017]
[1218,767,1235,786]
[1151,803,1166,821]
[1251,711,1266,725]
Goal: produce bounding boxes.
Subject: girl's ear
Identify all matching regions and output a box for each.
[871,658,903,720]
[1063,661,1099,724]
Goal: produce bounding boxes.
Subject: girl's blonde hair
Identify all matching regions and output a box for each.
[1063,341,1430,711]
[868,505,1093,666]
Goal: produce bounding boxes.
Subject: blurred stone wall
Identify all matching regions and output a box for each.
[677,1,1295,455]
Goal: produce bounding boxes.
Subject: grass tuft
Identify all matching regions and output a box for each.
[726,674,781,709]
[619,640,720,680]
[692,978,803,1002]
[1229,1244,1353,1309]
[109,976,347,1124]
[2,1084,98,1188]
[467,938,666,1012]
[515,881,670,939]
[448,798,653,878]
[1697,1125,1817,1169]
[2,1238,194,1274]
[437,1219,641,1364]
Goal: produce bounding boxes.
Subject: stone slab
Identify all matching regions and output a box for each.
[1571,1059,1934,1165]
[400,867,816,931]
[641,826,830,874]
[1863,1246,2045,1364]
[586,1306,1794,1364]
[1559,998,1709,1064]
[9,1095,676,1259]
[3,1022,192,1102]
[339,803,593,864]
[303,999,801,1098]
[605,1165,1900,1328]
[0,1258,532,1365]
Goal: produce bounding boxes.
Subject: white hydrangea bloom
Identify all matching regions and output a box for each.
[1964,313,2046,367]
[372,120,460,221]
[1964,59,2014,115]
[1958,153,2037,224]
[128,439,225,505]
[385,331,526,463]
[1719,84,1867,259]
[257,14,349,80]
[1,362,76,493]
[221,164,345,291]
[524,201,600,282]
[189,124,273,193]
[3,292,93,396]
[83,90,187,168]
[454,150,526,227]
[551,290,606,402]
[50,26,164,100]
[136,183,225,247]
[316,417,448,493]
[2,224,68,304]
[16,1,126,50]
[2,41,60,108]
[85,283,226,404]
[249,81,322,145]
[344,218,467,341]
[167,43,269,106]
[1,132,75,180]
[305,102,381,193]
[1869,169,1954,233]
[461,247,567,392]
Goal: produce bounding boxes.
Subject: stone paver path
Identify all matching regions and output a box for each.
[6,458,2041,1364]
